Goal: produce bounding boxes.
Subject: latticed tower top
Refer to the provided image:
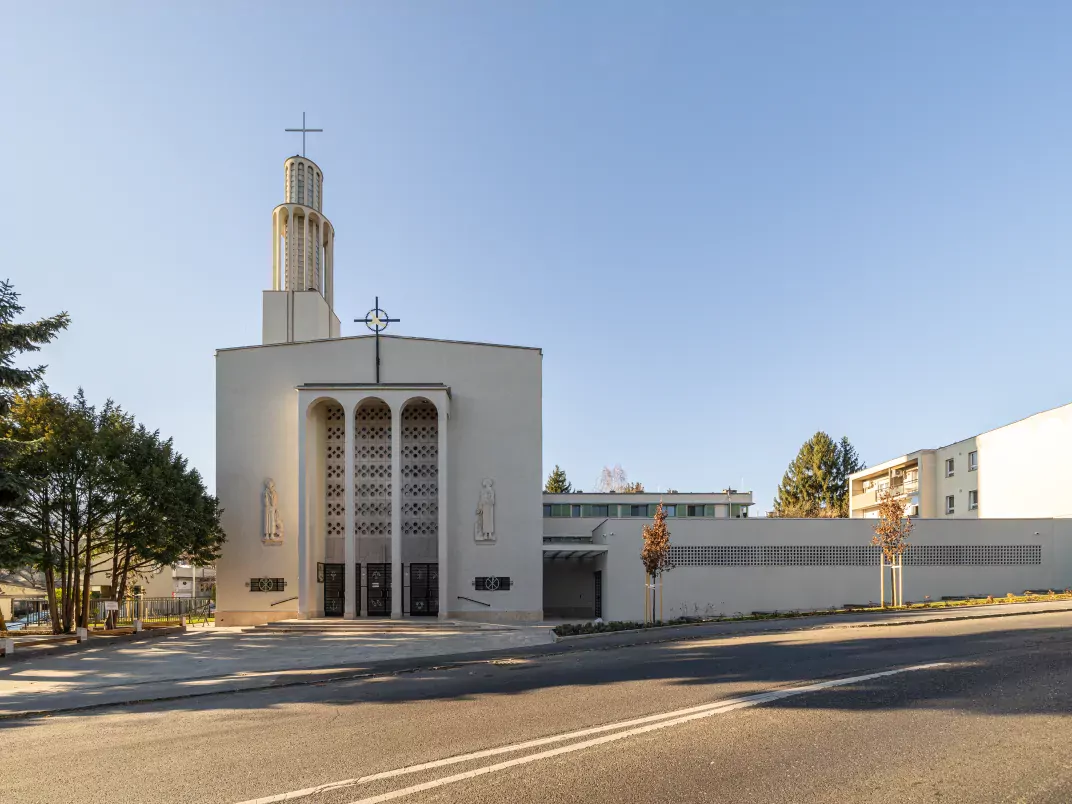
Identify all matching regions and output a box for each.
[272,155,335,298]
[283,156,324,213]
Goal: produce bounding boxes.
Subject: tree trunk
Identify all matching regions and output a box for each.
[107,521,121,630]
[44,565,59,635]
[80,528,93,629]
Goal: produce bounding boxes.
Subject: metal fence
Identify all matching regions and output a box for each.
[89,597,214,627]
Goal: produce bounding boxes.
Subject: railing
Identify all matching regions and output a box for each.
[543,536,594,544]
[457,595,491,607]
[270,596,298,607]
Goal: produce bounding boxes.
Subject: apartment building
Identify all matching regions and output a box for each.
[849,401,1072,519]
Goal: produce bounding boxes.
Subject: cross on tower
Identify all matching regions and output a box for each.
[284,112,323,157]
[357,297,400,384]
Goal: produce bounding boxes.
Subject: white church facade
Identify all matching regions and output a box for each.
[216,154,544,626]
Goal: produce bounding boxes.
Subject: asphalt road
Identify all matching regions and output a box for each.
[4,611,1072,804]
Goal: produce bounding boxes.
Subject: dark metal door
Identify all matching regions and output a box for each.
[354,563,361,616]
[409,563,439,617]
[323,563,344,617]
[594,570,603,619]
[367,563,391,616]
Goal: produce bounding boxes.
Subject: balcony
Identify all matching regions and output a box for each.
[851,480,918,512]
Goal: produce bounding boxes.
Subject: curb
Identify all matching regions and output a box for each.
[551,601,1072,643]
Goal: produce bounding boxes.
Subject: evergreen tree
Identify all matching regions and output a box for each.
[0,389,225,633]
[0,280,69,506]
[834,435,865,516]
[544,465,573,493]
[772,432,864,518]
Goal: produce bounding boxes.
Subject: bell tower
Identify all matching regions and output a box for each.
[263,147,341,344]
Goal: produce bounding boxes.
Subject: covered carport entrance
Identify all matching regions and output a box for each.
[542,543,608,620]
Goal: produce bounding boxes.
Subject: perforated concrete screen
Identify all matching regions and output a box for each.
[668,544,1042,567]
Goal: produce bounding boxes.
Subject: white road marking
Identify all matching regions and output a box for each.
[236,662,949,804]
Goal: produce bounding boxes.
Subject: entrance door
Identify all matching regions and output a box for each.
[594,570,603,619]
[366,563,391,616]
[409,563,439,617]
[354,563,362,616]
[323,563,344,617]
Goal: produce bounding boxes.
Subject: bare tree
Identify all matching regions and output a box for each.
[871,488,912,607]
[596,465,644,493]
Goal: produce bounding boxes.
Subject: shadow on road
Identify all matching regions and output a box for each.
[1,618,1069,730]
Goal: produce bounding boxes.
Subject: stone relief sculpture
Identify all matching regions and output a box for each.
[474,478,496,542]
[263,479,283,545]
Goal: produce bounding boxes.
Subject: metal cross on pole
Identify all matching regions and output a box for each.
[357,297,400,384]
[284,112,323,157]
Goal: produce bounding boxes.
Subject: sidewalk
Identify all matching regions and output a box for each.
[2,600,1070,720]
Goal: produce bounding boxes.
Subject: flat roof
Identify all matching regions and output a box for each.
[297,382,451,397]
[543,491,754,503]
[217,333,543,356]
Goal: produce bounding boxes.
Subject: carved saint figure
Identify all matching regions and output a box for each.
[263,479,283,543]
[474,479,496,541]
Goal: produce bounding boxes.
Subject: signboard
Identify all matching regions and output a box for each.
[104,601,119,612]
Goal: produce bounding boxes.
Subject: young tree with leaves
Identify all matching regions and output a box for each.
[871,488,912,607]
[641,502,673,623]
[771,432,865,517]
[544,465,573,494]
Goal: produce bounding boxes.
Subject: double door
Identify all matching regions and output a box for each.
[409,563,439,617]
[323,562,438,617]
[323,563,344,617]
[365,563,391,616]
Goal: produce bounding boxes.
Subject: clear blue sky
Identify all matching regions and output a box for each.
[6,3,1072,511]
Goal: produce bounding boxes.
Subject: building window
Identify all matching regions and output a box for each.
[969,490,978,510]
[945,495,955,515]
[542,504,552,517]
[732,503,749,518]
[945,458,955,478]
[571,504,582,518]
[969,451,977,472]
[663,505,676,517]
[591,504,609,517]
[687,505,705,517]
[630,505,647,517]
[544,504,570,517]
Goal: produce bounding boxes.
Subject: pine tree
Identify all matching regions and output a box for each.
[0,281,70,417]
[0,280,69,506]
[544,465,573,493]
[834,435,865,516]
[772,432,864,518]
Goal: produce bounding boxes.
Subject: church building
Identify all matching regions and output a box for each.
[215,152,544,625]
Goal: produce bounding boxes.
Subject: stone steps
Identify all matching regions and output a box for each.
[245,618,516,634]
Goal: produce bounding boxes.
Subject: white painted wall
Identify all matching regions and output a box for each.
[975,403,1072,518]
[592,517,1072,622]
[216,334,543,625]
